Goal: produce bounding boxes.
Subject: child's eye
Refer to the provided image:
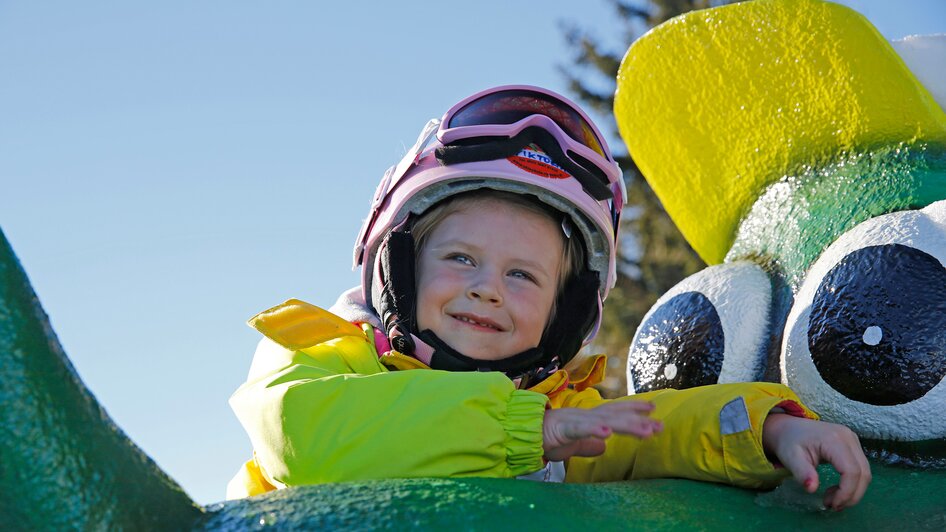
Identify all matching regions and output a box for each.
[509,270,538,283]
[446,253,474,266]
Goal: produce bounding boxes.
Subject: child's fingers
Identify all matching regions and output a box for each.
[612,416,663,438]
[543,403,664,461]
[543,409,617,461]
[544,437,608,461]
[585,401,662,437]
[603,400,656,414]
[614,404,662,434]
[543,403,663,462]
[822,435,871,510]
[582,405,662,438]
[559,411,614,441]
[568,438,608,457]
[781,451,820,494]
[844,436,872,507]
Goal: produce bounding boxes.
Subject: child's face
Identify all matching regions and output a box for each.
[415,201,563,361]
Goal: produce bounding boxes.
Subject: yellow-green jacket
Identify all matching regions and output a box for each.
[228,299,816,499]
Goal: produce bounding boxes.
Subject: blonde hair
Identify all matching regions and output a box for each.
[411,189,584,317]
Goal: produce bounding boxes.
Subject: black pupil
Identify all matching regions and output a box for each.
[628,291,724,392]
[808,244,946,405]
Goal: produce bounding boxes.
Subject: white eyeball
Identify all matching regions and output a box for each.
[627,261,772,394]
[782,199,946,441]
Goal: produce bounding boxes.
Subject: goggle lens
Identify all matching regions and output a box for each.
[446,90,607,158]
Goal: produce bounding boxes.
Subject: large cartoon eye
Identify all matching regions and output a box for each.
[783,199,946,442]
[627,261,772,394]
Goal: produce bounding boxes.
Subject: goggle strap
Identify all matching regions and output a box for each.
[436,138,524,166]
[436,127,613,201]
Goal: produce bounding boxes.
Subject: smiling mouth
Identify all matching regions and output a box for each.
[450,314,504,331]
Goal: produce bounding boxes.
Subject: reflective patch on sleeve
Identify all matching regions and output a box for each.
[720,397,751,435]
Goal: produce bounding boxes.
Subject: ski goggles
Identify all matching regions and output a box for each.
[437,86,625,204]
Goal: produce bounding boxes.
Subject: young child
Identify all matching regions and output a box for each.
[229,85,871,510]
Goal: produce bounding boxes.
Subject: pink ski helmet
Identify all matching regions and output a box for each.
[353,85,625,357]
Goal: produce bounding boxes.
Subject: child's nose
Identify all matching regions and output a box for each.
[468,272,503,305]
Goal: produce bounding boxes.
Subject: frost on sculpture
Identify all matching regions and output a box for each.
[619,0,946,467]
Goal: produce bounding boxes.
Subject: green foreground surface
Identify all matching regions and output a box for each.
[201,468,946,530]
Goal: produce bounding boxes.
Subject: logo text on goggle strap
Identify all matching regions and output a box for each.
[508,144,571,180]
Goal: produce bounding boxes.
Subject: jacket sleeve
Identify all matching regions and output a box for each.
[230,336,548,487]
[563,382,817,489]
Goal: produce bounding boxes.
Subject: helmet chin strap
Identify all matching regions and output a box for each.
[374,221,599,385]
[419,328,546,369]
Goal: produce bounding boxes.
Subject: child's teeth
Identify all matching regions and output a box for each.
[459,316,492,328]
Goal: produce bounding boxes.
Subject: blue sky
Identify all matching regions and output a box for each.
[2,0,944,505]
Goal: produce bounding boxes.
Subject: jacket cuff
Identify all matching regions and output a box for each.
[722,388,818,489]
[502,390,548,476]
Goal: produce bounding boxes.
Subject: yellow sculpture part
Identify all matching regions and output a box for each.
[614,0,946,264]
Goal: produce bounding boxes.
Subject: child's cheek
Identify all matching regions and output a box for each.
[507,285,550,317]
[434,266,467,285]
[421,265,467,299]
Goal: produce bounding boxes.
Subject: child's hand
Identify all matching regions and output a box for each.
[762,413,871,511]
[542,400,663,462]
